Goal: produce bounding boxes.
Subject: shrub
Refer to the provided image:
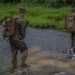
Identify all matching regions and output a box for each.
[0,0,21,3]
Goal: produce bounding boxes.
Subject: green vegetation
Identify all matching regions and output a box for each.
[0,0,75,8]
[0,3,72,29]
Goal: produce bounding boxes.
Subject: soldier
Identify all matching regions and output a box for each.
[67,8,75,59]
[9,7,30,69]
[70,9,75,59]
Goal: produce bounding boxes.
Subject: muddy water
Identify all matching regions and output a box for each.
[26,27,71,52]
[0,26,72,75]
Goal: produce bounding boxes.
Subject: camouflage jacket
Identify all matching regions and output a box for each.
[15,17,26,39]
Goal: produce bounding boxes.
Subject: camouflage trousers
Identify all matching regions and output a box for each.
[70,32,75,53]
[9,35,28,68]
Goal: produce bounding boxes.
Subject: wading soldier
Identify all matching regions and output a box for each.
[66,8,75,59]
[8,7,30,69]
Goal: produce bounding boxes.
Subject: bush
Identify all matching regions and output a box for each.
[45,0,64,8]
[0,0,21,3]
[0,0,75,8]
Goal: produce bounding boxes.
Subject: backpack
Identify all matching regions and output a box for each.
[66,14,75,32]
[2,17,16,37]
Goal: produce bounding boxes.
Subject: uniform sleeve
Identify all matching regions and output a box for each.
[20,21,26,38]
[16,19,26,38]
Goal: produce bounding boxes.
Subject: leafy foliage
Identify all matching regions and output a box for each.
[0,0,21,3]
[22,0,75,8]
[0,0,75,8]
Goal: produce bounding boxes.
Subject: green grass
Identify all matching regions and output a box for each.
[0,3,72,29]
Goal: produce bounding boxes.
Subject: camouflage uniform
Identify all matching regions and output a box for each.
[70,32,75,53]
[9,8,28,69]
[70,9,75,54]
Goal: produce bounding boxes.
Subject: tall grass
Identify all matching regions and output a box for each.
[0,3,72,29]
[25,5,72,29]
